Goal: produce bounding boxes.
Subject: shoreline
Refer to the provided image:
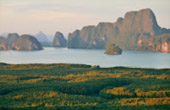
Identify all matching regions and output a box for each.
[0,62,169,69]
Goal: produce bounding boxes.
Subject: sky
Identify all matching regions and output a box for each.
[0,0,170,37]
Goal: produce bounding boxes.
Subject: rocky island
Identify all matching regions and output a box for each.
[53,32,67,47]
[0,9,169,53]
[0,33,43,51]
[105,44,122,55]
[67,8,170,53]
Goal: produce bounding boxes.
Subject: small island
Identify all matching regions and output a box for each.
[105,43,122,55]
[53,32,67,47]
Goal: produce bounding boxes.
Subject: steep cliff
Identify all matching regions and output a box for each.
[68,8,170,52]
[7,33,19,49]
[14,35,43,51]
[53,32,67,47]
[0,34,43,51]
[0,37,7,50]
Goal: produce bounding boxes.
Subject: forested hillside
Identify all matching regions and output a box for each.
[0,63,169,110]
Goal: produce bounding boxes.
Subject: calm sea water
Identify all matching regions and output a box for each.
[0,47,169,68]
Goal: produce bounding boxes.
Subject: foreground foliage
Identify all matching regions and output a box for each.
[0,63,170,110]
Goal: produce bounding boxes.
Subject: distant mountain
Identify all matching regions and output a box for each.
[53,32,67,47]
[46,34,54,42]
[0,33,43,51]
[0,33,9,38]
[35,31,49,43]
[68,8,170,53]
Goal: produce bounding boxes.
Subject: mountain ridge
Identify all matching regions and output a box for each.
[67,8,170,52]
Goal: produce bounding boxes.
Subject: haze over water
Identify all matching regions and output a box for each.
[0,47,169,69]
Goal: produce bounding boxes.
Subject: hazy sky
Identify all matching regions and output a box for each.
[0,0,170,36]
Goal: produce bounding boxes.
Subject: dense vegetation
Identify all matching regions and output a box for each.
[0,63,170,110]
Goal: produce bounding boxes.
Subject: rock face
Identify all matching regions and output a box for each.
[53,32,67,47]
[68,8,170,53]
[7,33,19,49]
[0,37,7,50]
[35,31,49,43]
[105,44,122,55]
[14,35,43,51]
[0,34,43,51]
[0,33,19,50]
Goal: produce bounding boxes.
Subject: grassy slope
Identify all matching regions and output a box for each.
[0,63,169,110]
